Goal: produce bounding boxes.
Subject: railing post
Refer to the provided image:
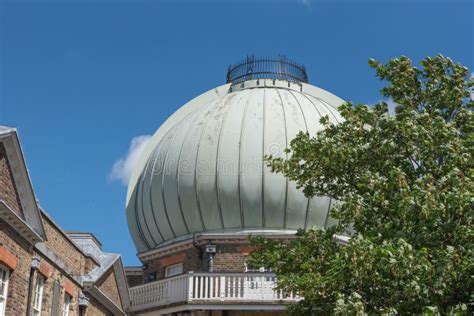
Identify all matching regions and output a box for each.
[219,275,225,301]
[188,271,194,301]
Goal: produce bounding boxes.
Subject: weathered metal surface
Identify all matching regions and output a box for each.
[127,78,345,252]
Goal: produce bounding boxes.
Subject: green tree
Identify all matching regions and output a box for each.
[250,55,473,315]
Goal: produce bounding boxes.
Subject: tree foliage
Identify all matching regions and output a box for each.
[250,55,473,315]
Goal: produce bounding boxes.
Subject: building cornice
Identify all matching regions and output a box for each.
[34,242,83,286]
[138,233,297,262]
[0,200,43,245]
[82,284,125,315]
[0,127,46,240]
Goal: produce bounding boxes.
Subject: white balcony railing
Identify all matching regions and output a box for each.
[129,272,300,311]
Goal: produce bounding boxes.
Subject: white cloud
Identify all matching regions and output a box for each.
[109,135,151,185]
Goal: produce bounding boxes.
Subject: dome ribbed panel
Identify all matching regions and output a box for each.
[141,147,164,245]
[162,113,196,237]
[149,127,179,240]
[195,95,235,231]
[136,172,158,247]
[176,102,215,233]
[126,185,149,252]
[262,88,288,228]
[128,81,345,251]
[217,90,250,229]
[240,89,264,228]
[290,91,332,228]
[305,94,342,123]
[277,89,308,229]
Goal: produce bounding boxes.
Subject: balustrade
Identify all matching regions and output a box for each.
[129,272,299,311]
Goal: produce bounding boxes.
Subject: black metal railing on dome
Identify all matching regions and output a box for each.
[226,55,308,84]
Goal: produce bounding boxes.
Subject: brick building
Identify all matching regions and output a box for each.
[0,126,129,315]
[123,57,345,315]
[0,57,347,315]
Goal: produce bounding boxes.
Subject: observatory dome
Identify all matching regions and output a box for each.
[126,58,345,253]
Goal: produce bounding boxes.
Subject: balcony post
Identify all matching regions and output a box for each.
[219,275,225,301]
[188,271,194,301]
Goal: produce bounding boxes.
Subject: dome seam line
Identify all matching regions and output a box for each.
[318,98,341,124]
[136,175,155,248]
[275,89,289,229]
[309,95,340,123]
[288,90,311,230]
[214,94,234,230]
[176,115,196,236]
[300,92,322,118]
[149,149,166,243]
[193,103,215,232]
[140,153,161,246]
[238,89,252,228]
[160,135,177,239]
[134,177,152,249]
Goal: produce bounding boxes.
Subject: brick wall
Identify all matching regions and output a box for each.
[0,134,124,316]
[41,215,86,275]
[87,296,113,316]
[143,246,205,282]
[126,273,143,287]
[0,143,24,218]
[142,242,249,283]
[96,269,122,308]
[0,220,33,315]
[32,259,81,316]
[212,244,247,273]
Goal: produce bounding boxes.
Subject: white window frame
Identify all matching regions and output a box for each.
[244,262,269,273]
[33,274,45,315]
[164,263,183,277]
[62,293,71,316]
[0,265,10,316]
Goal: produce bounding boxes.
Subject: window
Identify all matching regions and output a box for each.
[165,263,183,277]
[244,262,270,273]
[33,275,45,315]
[62,294,71,316]
[0,265,10,316]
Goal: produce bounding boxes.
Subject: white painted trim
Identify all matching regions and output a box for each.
[113,258,131,310]
[0,128,46,240]
[32,274,45,315]
[0,265,10,316]
[0,200,43,245]
[83,285,125,315]
[136,303,288,315]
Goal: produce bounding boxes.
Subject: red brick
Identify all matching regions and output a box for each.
[64,279,75,297]
[159,252,186,267]
[0,245,17,270]
[38,261,51,278]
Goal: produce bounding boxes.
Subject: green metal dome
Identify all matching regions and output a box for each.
[126,60,344,253]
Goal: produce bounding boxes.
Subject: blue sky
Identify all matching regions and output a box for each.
[1,0,472,265]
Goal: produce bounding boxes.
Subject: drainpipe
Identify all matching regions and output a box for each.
[78,292,89,316]
[26,256,40,316]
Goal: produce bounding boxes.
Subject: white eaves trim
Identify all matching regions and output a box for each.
[0,126,46,240]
